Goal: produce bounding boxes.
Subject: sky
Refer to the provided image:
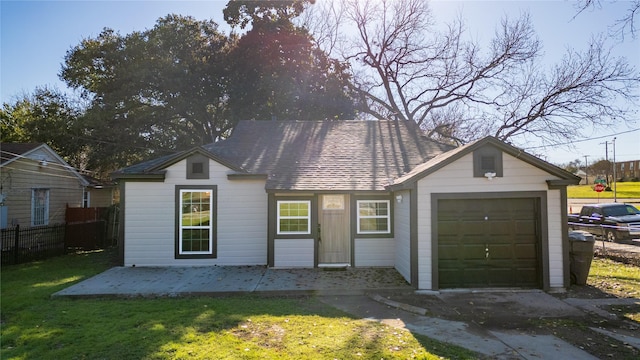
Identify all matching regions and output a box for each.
[1,0,639,166]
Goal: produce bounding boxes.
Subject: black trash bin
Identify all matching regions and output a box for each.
[568,230,595,285]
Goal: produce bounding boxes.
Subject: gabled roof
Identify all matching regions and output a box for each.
[387,136,581,190]
[114,120,454,191]
[111,147,245,181]
[0,142,90,186]
[0,143,42,166]
[204,120,453,191]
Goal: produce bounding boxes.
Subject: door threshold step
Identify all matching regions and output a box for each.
[318,264,350,271]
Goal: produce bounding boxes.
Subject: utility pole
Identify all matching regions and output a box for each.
[600,141,610,184]
[613,137,617,202]
[583,155,589,185]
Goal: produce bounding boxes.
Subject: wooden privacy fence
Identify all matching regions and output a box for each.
[66,206,119,248]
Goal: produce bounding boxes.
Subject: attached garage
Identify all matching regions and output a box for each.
[436,196,542,289]
[388,136,578,292]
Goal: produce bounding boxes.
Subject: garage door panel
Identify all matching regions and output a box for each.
[463,246,486,260]
[515,220,536,234]
[438,245,460,259]
[437,197,541,289]
[488,244,512,259]
[514,244,537,258]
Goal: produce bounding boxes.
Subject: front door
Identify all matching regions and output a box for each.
[318,195,351,265]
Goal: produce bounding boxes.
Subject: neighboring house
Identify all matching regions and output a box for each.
[574,170,587,185]
[81,174,117,208]
[112,120,580,291]
[615,160,639,181]
[0,143,113,229]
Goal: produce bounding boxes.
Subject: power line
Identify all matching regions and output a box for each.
[523,128,640,150]
[1,149,93,176]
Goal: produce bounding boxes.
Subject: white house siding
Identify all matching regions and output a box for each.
[273,239,315,267]
[393,189,412,282]
[124,159,267,267]
[354,237,395,267]
[546,189,564,289]
[416,152,563,290]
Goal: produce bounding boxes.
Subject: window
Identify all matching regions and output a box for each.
[481,156,495,172]
[32,188,49,226]
[277,200,311,234]
[186,154,210,179]
[357,200,390,234]
[192,162,204,174]
[473,145,503,177]
[83,190,90,208]
[176,186,217,258]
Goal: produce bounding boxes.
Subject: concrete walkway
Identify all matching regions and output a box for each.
[53,266,638,359]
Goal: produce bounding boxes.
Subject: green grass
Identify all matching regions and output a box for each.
[588,258,640,322]
[589,257,640,298]
[568,182,640,199]
[1,250,477,359]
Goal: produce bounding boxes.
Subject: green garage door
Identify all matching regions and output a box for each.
[437,198,541,289]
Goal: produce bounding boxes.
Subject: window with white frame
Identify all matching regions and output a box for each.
[357,200,390,234]
[32,188,49,226]
[83,190,90,208]
[277,200,311,234]
[177,187,216,257]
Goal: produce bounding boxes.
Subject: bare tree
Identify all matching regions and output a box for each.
[305,0,639,146]
[491,36,637,143]
[574,0,639,39]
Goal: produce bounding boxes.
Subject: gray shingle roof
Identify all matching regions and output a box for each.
[204,120,453,191]
[0,143,43,165]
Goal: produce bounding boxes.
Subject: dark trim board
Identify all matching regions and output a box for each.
[410,185,419,288]
[350,194,394,239]
[118,181,126,265]
[267,194,318,267]
[430,191,549,290]
[174,185,218,260]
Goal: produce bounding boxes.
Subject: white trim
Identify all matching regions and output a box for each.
[31,188,49,226]
[83,190,91,208]
[178,189,213,255]
[277,200,311,235]
[357,200,391,234]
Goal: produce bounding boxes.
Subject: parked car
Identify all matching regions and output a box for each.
[568,203,640,242]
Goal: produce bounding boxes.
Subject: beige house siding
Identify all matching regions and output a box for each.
[123,158,268,267]
[416,152,564,290]
[1,153,83,227]
[87,188,115,207]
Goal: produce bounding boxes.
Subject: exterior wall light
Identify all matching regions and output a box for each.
[396,194,403,203]
[484,172,497,180]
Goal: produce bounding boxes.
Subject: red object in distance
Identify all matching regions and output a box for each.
[594,183,605,192]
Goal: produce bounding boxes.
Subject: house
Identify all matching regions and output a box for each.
[615,160,639,181]
[112,120,580,291]
[0,143,114,229]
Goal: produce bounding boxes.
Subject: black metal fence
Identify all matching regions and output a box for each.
[1,221,109,266]
[1,224,66,265]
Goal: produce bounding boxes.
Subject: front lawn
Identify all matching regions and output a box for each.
[1,250,476,359]
[568,182,640,199]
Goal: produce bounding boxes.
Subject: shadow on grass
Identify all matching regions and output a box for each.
[1,250,478,360]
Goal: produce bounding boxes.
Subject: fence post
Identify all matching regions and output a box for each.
[13,224,19,264]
